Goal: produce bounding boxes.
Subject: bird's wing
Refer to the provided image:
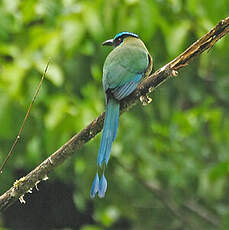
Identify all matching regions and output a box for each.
[103,45,149,100]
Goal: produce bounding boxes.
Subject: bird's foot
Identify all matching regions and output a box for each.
[171,69,178,77]
[140,95,152,106]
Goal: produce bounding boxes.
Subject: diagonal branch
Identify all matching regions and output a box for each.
[0,60,50,174]
[118,160,220,229]
[0,16,228,211]
[117,160,197,230]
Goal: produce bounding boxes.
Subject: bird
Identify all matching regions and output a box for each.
[90,32,153,198]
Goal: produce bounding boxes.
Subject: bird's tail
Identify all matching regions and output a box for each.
[90,97,119,198]
[97,97,120,166]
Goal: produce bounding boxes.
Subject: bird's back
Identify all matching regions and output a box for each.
[103,37,152,94]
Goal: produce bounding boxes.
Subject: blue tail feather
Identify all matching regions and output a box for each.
[98,173,107,198]
[90,173,100,198]
[113,109,119,141]
[97,97,120,166]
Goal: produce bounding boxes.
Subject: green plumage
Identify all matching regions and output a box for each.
[90,32,152,198]
[103,38,150,92]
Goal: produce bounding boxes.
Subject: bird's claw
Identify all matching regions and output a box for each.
[140,95,152,106]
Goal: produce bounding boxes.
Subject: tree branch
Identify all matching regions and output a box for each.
[183,200,220,227]
[117,160,197,230]
[118,160,220,229]
[0,16,228,211]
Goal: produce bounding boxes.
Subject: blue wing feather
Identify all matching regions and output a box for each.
[111,74,143,100]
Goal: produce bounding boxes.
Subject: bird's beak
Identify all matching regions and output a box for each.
[102,39,113,46]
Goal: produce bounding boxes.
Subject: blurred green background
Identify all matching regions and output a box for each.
[0,0,229,229]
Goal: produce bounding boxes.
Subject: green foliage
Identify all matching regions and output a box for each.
[0,0,229,229]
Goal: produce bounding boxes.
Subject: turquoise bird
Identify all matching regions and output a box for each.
[90,32,153,198]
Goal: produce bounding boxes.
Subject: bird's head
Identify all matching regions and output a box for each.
[102,32,139,47]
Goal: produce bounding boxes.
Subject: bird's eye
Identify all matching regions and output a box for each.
[115,37,122,46]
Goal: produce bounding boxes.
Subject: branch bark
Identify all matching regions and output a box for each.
[0,16,229,212]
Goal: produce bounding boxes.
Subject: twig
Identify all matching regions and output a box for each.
[119,160,220,229]
[0,60,50,174]
[116,160,196,230]
[0,17,228,212]
[184,201,220,227]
